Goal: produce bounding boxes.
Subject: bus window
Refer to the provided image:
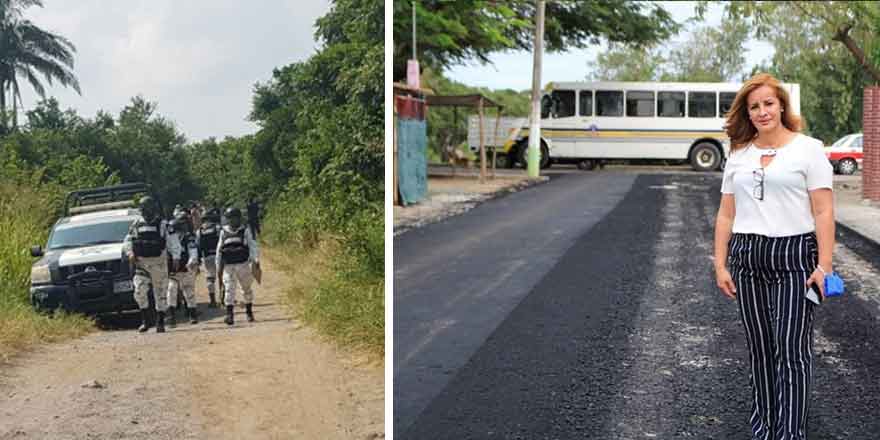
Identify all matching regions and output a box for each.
[626,91,655,117]
[579,90,593,116]
[658,91,685,117]
[596,90,623,117]
[541,95,552,119]
[689,92,717,118]
[719,92,736,117]
[552,90,575,118]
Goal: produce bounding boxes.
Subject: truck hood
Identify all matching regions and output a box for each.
[57,243,125,267]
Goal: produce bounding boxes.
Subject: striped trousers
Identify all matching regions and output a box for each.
[728,232,817,440]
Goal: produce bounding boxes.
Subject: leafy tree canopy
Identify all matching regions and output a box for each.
[588,14,748,82]
[393,0,679,81]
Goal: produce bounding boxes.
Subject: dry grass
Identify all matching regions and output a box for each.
[266,239,384,362]
[0,306,94,364]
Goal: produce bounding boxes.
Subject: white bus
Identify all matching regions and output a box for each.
[492,81,800,171]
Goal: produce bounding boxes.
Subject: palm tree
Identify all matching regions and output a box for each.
[0,0,80,130]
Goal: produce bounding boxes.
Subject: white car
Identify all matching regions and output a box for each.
[824,133,863,175]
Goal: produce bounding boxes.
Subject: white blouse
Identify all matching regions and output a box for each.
[721,133,833,237]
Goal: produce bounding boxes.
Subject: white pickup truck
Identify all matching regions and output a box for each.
[29,183,160,315]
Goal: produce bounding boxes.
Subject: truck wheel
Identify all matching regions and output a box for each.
[839,158,857,175]
[518,140,550,169]
[690,142,722,172]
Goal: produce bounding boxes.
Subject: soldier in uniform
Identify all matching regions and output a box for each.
[166,212,199,326]
[124,196,181,333]
[217,207,260,325]
[196,208,222,307]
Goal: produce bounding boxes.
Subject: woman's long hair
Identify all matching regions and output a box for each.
[724,73,802,150]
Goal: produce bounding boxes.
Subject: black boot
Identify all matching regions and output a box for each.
[137,308,150,333]
[167,306,177,327]
[156,311,166,333]
[208,292,218,308]
[224,305,234,326]
[188,307,198,324]
[245,303,254,322]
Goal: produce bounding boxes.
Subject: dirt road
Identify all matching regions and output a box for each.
[0,248,384,440]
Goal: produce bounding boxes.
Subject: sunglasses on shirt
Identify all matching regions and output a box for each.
[753,168,764,201]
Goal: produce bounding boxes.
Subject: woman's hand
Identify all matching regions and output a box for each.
[806,268,826,299]
[716,267,737,299]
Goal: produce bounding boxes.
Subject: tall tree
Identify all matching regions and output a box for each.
[663,17,748,82]
[698,1,878,143]
[587,14,748,83]
[393,0,678,81]
[0,0,80,130]
[587,43,665,81]
[702,1,880,84]
[250,0,383,221]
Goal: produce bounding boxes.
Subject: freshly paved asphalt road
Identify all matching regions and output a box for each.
[394,170,880,439]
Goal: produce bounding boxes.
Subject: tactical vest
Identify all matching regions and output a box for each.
[132,219,165,258]
[220,226,249,265]
[169,232,197,273]
[199,222,220,256]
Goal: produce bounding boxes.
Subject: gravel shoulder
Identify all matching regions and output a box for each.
[393,166,546,235]
[0,248,384,440]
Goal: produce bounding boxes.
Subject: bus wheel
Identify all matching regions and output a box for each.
[518,140,551,169]
[495,154,514,169]
[690,143,722,172]
[576,159,596,171]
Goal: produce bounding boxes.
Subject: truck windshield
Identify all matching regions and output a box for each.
[47,220,133,250]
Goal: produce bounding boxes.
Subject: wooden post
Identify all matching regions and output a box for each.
[393,103,399,205]
[479,97,486,184]
[492,110,502,179]
[451,105,457,177]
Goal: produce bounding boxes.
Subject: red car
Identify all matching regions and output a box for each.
[824,133,863,175]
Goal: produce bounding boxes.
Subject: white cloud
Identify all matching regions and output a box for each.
[18,0,332,141]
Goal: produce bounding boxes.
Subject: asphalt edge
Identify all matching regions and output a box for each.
[835,221,880,267]
[392,176,551,237]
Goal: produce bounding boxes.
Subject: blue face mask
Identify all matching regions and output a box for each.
[824,272,845,297]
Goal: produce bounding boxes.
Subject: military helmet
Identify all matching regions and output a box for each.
[139,196,158,220]
[204,208,220,222]
[169,213,187,232]
[224,207,242,219]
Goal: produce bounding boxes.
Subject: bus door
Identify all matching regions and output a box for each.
[544,89,578,156]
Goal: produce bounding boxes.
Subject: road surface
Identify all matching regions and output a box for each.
[394,169,880,439]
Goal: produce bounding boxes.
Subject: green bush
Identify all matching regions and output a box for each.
[0,181,93,361]
[261,180,384,356]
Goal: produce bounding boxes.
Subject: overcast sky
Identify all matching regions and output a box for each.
[19,0,332,142]
[445,1,774,90]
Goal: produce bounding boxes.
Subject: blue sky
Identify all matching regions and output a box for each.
[444,1,774,91]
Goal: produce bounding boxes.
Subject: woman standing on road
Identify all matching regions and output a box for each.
[713,73,834,440]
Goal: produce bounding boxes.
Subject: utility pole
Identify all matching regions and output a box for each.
[412,0,416,60]
[407,0,420,89]
[527,0,545,178]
